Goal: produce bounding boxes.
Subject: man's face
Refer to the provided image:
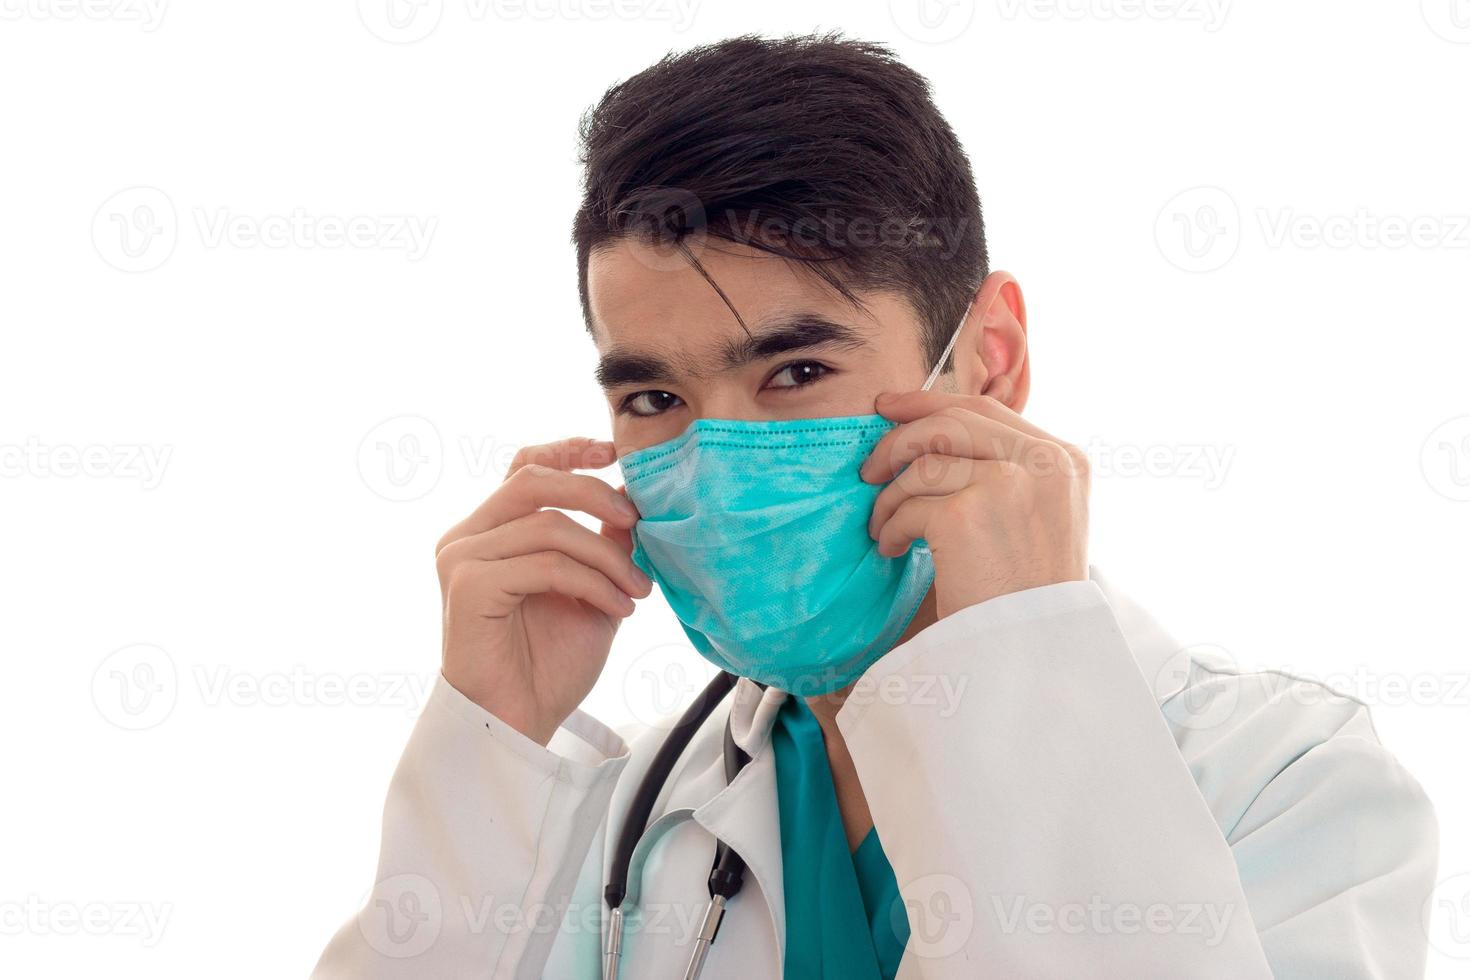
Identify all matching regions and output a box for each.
[588,239,935,454]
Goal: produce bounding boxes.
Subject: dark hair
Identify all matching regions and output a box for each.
[572,33,988,370]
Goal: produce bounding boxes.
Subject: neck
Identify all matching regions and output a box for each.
[803,583,938,850]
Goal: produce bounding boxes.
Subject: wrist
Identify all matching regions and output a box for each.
[441,668,560,746]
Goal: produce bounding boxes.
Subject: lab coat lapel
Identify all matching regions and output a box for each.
[691,678,789,971]
[676,570,1179,980]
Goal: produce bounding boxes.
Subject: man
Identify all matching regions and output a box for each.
[312,35,1437,979]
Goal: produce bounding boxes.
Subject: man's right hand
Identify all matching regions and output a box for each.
[435,437,651,745]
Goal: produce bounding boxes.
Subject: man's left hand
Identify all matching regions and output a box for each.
[862,390,1090,619]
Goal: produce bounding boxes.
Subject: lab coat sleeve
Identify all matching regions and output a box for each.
[310,674,629,980]
[1200,671,1438,978]
[837,580,1437,980]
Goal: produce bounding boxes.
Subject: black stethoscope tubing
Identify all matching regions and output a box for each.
[601,670,754,979]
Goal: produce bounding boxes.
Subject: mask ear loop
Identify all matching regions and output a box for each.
[920,298,976,392]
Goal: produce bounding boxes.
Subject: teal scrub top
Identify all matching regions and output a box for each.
[769,694,911,980]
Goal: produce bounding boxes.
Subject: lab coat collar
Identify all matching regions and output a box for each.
[691,690,787,973]
[694,565,1184,970]
[727,675,789,757]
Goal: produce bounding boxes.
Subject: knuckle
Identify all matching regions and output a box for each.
[938,491,979,528]
[434,542,455,576]
[912,452,966,490]
[507,463,556,496]
[505,464,533,489]
[536,508,575,533]
[995,459,1028,485]
[1063,443,1091,477]
[443,561,480,602]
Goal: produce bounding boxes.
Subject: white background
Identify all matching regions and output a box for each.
[2,0,1468,976]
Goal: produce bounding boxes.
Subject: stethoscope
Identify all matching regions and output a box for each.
[601,670,757,980]
[598,303,979,978]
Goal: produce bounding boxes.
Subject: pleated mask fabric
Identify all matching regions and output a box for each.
[619,414,934,696]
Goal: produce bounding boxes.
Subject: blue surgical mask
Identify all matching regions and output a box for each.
[618,304,971,695]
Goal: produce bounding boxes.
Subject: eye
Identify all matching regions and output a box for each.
[764,361,832,390]
[620,390,684,417]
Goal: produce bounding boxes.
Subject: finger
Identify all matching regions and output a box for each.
[439,467,637,552]
[861,405,1032,484]
[459,551,635,620]
[867,454,979,538]
[876,390,1057,443]
[438,510,652,599]
[506,437,617,478]
[599,485,636,556]
[874,494,943,559]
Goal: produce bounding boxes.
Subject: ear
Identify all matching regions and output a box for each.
[952,271,1030,412]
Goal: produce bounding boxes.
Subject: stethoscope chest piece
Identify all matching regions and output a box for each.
[601,671,754,980]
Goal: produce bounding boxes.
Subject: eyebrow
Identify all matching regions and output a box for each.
[594,313,869,391]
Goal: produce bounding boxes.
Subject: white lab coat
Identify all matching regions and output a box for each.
[311,571,1438,979]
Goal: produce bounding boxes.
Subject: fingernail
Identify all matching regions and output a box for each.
[633,567,652,590]
[615,496,638,519]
